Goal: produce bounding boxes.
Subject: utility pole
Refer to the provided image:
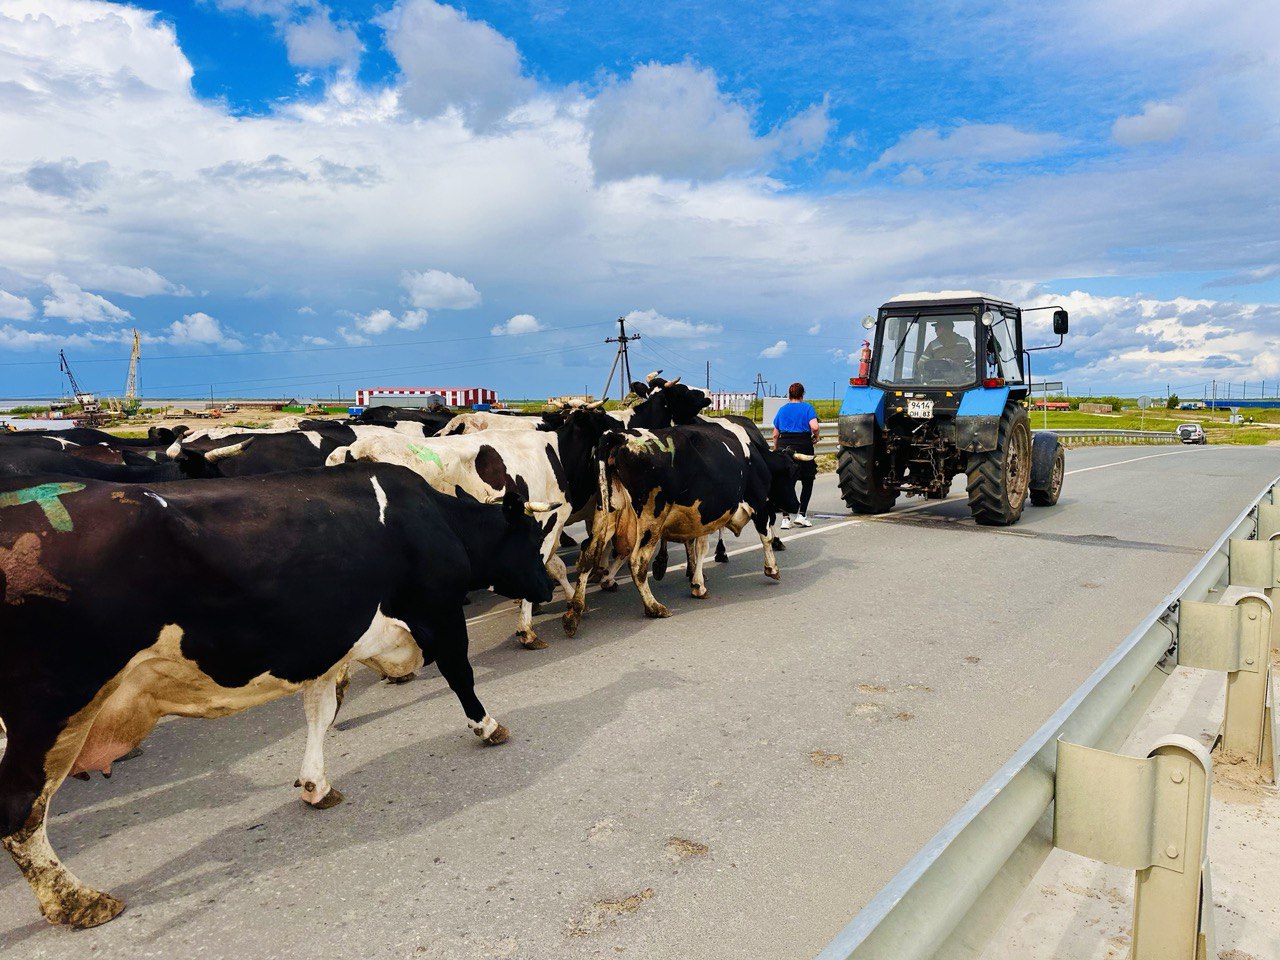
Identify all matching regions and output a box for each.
[602,316,640,404]
[706,360,710,393]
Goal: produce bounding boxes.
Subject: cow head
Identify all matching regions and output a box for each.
[765,449,809,515]
[489,490,557,604]
[627,381,710,428]
[169,437,257,478]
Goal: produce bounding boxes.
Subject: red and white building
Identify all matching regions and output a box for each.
[356,386,497,408]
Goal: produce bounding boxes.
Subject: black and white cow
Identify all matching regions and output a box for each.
[564,419,809,631]
[329,406,619,648]
[0,464,554,928]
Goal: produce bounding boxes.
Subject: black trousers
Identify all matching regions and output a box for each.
[778,432,816,515]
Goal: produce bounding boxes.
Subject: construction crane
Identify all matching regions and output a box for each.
[58,349,104,425]
[122,328,140,415]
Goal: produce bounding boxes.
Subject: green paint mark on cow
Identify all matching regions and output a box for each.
[627,436,676,461]
[406,443,443,469]
[0,481,87,532]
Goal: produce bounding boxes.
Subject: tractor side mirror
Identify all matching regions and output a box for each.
[1053,309,1069,335]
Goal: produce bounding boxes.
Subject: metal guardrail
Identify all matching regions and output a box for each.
[810,424,1179,454]
[814,474,1280,960]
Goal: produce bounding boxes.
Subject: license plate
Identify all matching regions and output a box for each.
[907,399,934,419]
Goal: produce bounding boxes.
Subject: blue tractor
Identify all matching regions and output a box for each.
[837,293,1069,526]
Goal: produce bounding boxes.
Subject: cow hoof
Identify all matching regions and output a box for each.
[691,587,709,599]
[483,723,510,745]
[645,604,672,619]
[385,672,417,685]
[764,569,781,581]
[305,786,345,810]
[599,579,618,593]
[772,537,786,551]
[562,611,581,637]
[43,887,125,929]
[517,631,549,650]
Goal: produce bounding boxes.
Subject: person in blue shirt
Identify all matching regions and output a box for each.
[771,382,820,528]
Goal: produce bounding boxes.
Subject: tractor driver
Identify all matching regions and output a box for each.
[919,318,975,382]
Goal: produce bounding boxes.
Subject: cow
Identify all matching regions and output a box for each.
[328,405,619,648]
[19,426,188,448]
[355,405,453,435]
[564,419,811,632]
[0,464,555,928]
[0,444,188,482]
[439,411,545,435]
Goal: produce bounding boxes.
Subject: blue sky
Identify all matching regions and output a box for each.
[1,0,1277,401]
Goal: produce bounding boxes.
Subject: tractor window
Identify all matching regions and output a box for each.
[875,314,977,387]
[986,312,1021,381]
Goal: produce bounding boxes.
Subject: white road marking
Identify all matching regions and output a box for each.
[1065,449,1185,476]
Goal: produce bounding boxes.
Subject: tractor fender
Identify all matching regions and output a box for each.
[954,387,1011,453]
[838,386,885,448]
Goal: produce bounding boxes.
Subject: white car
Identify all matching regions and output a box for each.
[1176,423,1207,444]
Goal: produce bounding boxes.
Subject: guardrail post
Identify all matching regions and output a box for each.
[1178,592,1275,781]
[1227,538,1280,660]
[1260,502,1280,540]
[1054,735,1215,960]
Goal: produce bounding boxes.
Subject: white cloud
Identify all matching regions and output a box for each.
[1205,264,1280,288]
[341,307,428,343]
[871,123,1069,177]
[166,311,244,350]
[283,7,361,69]
[376,0,533,129]
[759,339,789,359]
[401,268,481,309]
[301,334,333,345]
[75,264,190,297]
[1112,102,1186,146]
[41,275,131,323]
[0,290,35,321]
[297,305,317,315]
[491,313,543,336]
[807,320,821,335]
[623,309,723,340]
[0,323,127,350]
[589,61,829,181]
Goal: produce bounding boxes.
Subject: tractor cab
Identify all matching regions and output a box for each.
[838,292,1069,526]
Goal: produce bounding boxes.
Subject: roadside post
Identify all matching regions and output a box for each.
[1054,735,1215,960]
[1138,394,1153,431]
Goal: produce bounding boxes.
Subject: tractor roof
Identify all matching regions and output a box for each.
[882,290,1014,310]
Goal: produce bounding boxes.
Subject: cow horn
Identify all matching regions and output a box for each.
[523,500,562,515]
[165,440,183,458]
[645,369,663,382]
[665,376,681,387]
[791,453,816,462]
[205,437,255,462]
[586,400,605,409]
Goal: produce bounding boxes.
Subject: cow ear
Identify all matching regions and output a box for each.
[629,381,650,398]
[453,485,481,504]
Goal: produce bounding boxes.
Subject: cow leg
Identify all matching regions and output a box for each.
[564,509,614,636]
[630,530,670,618]
[295,679,343,809]
[757,515,781,580]
[418,607,508,745]
[1,711,125,927]
[689,536,711,598]
[599,551,626,592]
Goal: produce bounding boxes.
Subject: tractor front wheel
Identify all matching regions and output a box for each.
[966,405,1032,526]
[838,442,898,514]
[1029,433,1065,507]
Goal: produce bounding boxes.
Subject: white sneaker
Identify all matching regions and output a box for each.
[793,514,813,527]
[779,516,792,530]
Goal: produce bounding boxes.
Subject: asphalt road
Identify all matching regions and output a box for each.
[4,443,1280,959]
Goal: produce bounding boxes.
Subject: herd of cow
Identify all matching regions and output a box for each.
[0,375,813,929]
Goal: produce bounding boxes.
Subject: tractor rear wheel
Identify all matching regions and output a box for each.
[966,405,1032,526]
[1029,433,1065,506]
[838,442,898,514]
